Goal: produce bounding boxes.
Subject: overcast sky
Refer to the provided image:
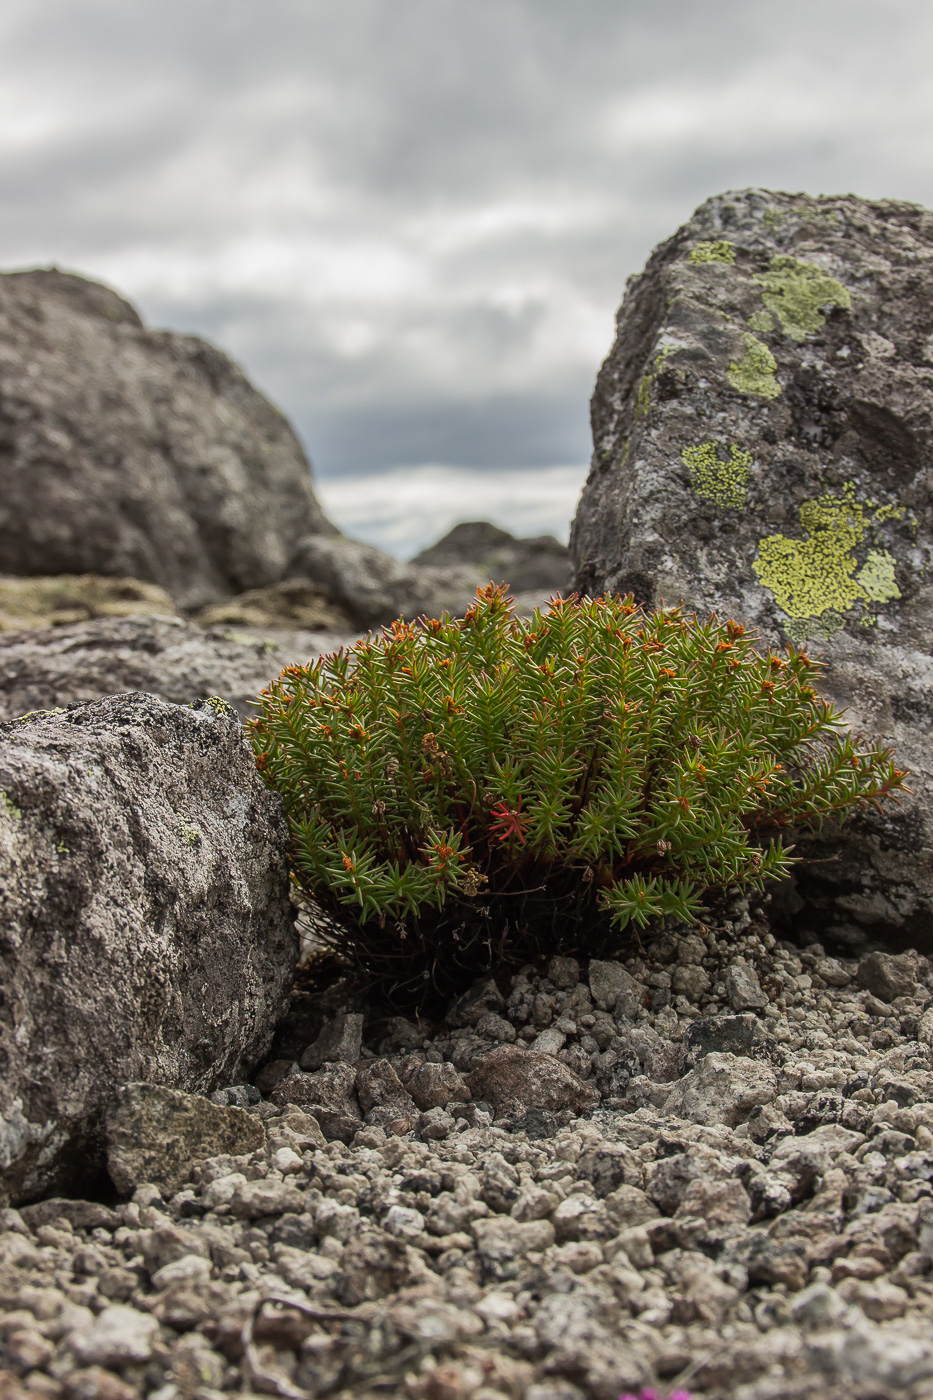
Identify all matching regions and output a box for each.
[2,1,931,556]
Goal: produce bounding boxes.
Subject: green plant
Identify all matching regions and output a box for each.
[249,587,906,999]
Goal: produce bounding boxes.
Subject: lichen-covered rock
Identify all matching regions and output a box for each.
[191,578,352,633]
[0,614,351,722]
[0,268,335,609]
[0,693,296,1203]
[571,189,933,945]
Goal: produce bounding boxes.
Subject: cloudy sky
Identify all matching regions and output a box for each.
[1,1,931,556]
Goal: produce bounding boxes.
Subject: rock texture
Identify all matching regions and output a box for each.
[0,693,296,1203]
[571,190,933,948]
[0,268,335,609]
[105,1084,265,1198]
[0,615,357,723]
[3,909,933,1399]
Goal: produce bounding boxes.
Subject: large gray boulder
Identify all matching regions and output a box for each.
[571,189,933,947]
[0,614,355,722]
[0,693,296,1202]
[0,268,335,609]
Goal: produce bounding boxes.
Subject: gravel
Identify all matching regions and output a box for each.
[3,898,933,1399]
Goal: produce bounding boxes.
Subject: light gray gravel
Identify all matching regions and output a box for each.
[2,899,933,1400]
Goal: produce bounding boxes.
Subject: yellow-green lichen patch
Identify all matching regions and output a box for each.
[753,483,903,629]
[12,707,65,725]
[727,334,781,399]
[634,347,672,420]
[784,611,845,645]
[753,256,850,342]
[1,791,22,821]
[682,441,752,509]
[762,206,841,235]
[857,549,901,603]
[747,309,774,334]
[688,240,736,265]
[178,822,201,847]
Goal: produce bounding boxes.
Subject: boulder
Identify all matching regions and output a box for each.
[571,189,933,947]
[411,520,571,594]
[105,1083,265,1197]
[0,614,352,722]
[0,693,296,1203]
[464,1044,598,1117]
[0,267,335,609]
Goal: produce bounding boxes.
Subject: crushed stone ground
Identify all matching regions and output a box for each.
[3,900,933,1400]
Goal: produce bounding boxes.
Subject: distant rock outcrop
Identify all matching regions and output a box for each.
[286,534,480,630]
[571,189,933,948]
[288,522,569,629]
[0,268,335,609]
[412,521,571,595]
[0,694,296,1202]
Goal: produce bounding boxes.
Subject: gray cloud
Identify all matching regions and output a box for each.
[2,0,932,552]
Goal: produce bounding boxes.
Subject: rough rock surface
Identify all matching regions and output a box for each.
[3,906,933,1398]
[0,615,358,723]
[571,189,933,948]
[0,268,334,609]
[0,694,296,1203]
[106,1085,265,1198]
[411,521,571,595]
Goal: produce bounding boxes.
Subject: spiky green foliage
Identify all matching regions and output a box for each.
[249,587,906,996]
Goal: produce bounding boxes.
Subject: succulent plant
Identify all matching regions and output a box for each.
[250,587,906,1000]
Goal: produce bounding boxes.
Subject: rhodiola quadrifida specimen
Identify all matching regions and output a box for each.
[249,586,906,1003]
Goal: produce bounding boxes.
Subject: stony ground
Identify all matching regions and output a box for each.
[3,900,933,1400]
